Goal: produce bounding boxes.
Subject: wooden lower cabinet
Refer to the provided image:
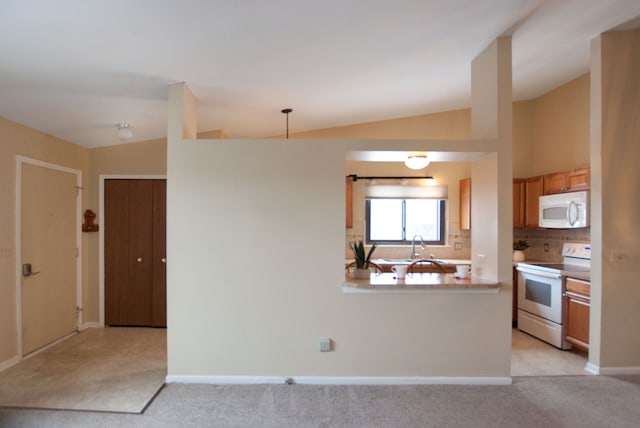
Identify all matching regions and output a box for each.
[564,277,590,351]
[105,179,166,327]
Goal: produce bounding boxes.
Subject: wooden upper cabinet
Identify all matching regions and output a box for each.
[567,167,590,191]
[543,167,590,194]
[513,179,525,229]
[543,171,567,194]
[345,175,353,228]
[459,177,471,230]
[525,176,543,229]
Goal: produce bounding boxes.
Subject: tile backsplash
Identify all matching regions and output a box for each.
[513,228,590,262]
[346,226,589,263]
[345,222,471,260]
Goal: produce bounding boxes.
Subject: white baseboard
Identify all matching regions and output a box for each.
[585,362,600,375]
[0,355,21,372]
[166,375,512,386]
[166,375,286,384]
[80,322,100,330]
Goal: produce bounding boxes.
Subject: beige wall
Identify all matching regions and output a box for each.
[532,74,591,175]
[590,30,640,371]
[284,108,471,140]
[0,117,89,364]
[167,138,510,379]
[165,39,512,381]
[513,100,535,178]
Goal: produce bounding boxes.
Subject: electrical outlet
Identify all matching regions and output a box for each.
[454,242,462,250]
[319,338,331,352]
[544,243,549,252]
[0,247,12,258]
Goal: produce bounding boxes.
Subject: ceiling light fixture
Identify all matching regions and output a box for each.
[116,123,133,141]
[281,108,292,139]
[405,154,429,170]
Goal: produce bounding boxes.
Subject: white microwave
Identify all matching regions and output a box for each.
[539,191,590,229]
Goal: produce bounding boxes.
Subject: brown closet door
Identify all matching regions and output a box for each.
[151,180,167,327]
[105,179,157,326]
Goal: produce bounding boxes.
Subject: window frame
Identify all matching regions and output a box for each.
[365,198,446,245]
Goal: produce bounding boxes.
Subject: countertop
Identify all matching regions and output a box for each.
[342,272,500,294]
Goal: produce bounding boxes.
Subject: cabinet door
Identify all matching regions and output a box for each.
[565,291,590,351]
[459,178,471,230]
[567,167,590,191]
[543,172,567,194]
[345,176,353,228]
[525,176,543,228]
[513,179,525,229]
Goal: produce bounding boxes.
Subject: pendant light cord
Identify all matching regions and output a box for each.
[281,108,292,139]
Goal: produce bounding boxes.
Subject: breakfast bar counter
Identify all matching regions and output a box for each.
[342,272,500,294]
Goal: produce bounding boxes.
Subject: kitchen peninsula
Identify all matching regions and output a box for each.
[343,272,500,294]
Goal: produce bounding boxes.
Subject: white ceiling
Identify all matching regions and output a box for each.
[1,0,639,149]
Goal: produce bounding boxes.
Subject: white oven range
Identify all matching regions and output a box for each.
[516,242,591,349]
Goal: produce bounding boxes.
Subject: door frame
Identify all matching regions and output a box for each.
[14,156,83,357]
[98,174,166,326]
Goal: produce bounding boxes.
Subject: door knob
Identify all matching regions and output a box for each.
[137,257,143,263]
[161,258,166,263]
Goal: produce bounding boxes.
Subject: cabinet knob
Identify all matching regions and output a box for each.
[137,257,143,263]
[161,257,166,263]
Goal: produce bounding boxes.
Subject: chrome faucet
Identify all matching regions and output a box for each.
[410,235,424,259]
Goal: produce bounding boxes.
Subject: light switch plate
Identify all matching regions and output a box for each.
[319,337,331,352]
[610,249,626,264]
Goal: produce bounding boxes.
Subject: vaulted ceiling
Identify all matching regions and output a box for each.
[1,0,639,148]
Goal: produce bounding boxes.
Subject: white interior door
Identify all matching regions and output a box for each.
[20,161,79,355]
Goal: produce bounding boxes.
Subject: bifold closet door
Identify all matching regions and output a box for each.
[105,179,166,327]
[151,179,167,327]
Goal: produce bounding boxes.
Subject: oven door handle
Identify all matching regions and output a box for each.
[516,266,562,279]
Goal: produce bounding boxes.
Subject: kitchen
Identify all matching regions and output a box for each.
[343,73,594,376]
[345,158,592,375]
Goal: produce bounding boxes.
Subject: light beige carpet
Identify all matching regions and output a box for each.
[0,327,166,413]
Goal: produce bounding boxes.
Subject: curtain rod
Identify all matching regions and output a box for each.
[347,174,433,182]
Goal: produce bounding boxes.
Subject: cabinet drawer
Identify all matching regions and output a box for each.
[566,277,590,296]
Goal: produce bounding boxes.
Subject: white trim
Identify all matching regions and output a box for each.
[0,356,21,372]
[165,375,512,386]
[585,362,600,375]
[15,156,82,358]
[80,322,100,330]
[98,174,167,326]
